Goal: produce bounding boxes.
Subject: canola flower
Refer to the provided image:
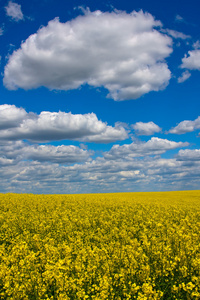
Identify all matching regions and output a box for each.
[0,191,200,299]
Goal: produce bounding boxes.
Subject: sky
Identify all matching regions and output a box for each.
[0,0,200,193]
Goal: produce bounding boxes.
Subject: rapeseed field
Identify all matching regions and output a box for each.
[0,191,200,299]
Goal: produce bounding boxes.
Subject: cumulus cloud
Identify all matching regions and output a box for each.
[80,124,128,143]
[0,157,15,166]
[181,50,200,70]
[0,132,196,193]
[4,9,172,100]
[0,105,128,143]
[177,70,191,83]
[5,1,24,21]
[1,148,199,194]
[25,145,92,163]
[104,137,188,160]
[132,121,161,135]
[0,141,92,164]
[177,149,200,161]
[169,116,200,134]
[0,104,28,129]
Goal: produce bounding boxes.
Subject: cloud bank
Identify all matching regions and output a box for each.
[0,104,196,193]
[4,9,172,100]
[1,145,198,194]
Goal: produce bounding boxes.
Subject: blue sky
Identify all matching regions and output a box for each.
[0,0,200,193]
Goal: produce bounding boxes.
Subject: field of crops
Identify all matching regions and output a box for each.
[0,191,200,299]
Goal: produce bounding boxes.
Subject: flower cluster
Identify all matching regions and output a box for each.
[0,191,200,299]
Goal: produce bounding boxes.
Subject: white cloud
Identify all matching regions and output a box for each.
[0,157,14,166]
[5,1,24,21]
[0,134,197,193]
[25,144,92,163]
[1,148,200,194]
[193,40,200,50]
[132,121,161,135]
[177,70,191,83]
[175,15,184,23]
[163,29,190,40]
[0,105,128,143]
[119,170,141,178]
[181,50,200,70]
[0,27,3,36]
[80,124,128,143]
[169,116,200,134]
[104,137,188,160]
[0,104,27,129]
[0,141,92,164]
[4,9,172,100]
[177,149,200,161]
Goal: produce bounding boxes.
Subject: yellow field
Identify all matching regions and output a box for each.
[0,191,200,300]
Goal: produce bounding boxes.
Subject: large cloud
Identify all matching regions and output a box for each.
[0,105,128,143]
[169,116,200,134]
[4,9,172,100]
[104,137,188,160]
